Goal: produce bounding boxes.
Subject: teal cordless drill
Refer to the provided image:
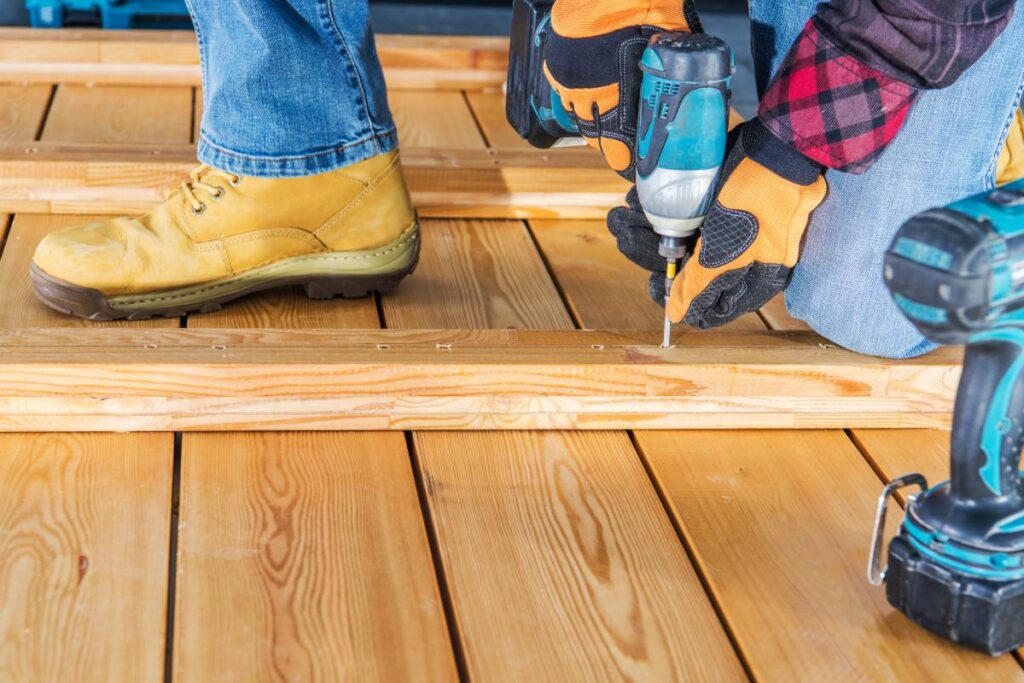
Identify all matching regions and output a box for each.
[506,0,733,346]
[871,178,1024,655]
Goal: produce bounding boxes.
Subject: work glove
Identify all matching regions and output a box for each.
[668,119,827,328]
[543,0,701,179]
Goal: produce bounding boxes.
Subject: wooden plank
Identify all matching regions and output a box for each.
[389,91,486,149]
[383,219,574,330]
[172,432,457,682]
[192,87,201,144]
[414,431,745,681]
[0,143,629,218]
[0,84,50,143]
[0,214,177,328]
[530,218,766,331]
[465,91,536,150]
[851,429,950,486]
[42,84,192,144]
[0,433,173,683]
[0,328,961,431]
[0,30,508,90]
[637,429,1024,681]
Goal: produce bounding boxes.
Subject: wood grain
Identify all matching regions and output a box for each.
[0,29,508,90]
[414,430,745,681]
[637,429,1024,681]
[0,327,962,430]
[389,91,486,149]
[0,84,50,143]
[42,84,193,144]
[465,91,537,150]
[851,429,951,486]
[173,432,457,683]
[0,143,631,218]
[382,219,574,329]
[0,433,173,683]
[0,214,177,328]
[530,218,766,331]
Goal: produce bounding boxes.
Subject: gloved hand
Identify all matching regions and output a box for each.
[667,119,827,328]
[543,0,700,179]
[606,186,676,303]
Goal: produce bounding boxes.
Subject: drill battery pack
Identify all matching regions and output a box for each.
[886,536,1024,655]
[506,0,567,148]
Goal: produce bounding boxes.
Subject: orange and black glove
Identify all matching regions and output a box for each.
[543,1,701,179]
[667,120,828,328]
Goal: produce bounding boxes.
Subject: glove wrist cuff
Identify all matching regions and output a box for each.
[743,118,824,186]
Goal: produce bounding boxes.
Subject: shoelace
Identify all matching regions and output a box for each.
[173,165,242,216]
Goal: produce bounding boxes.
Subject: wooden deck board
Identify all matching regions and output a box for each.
[172,432,457,683]
[42,84,192,144]
[466,91,541,150]
[0,433,173,683]
[390,90,486,149]
[414,431,746,681]
[636,430,1024,681]
[0,84,50,143]
[384,219,574,330]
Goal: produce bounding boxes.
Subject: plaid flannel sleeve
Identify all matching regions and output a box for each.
[758,0,1016,174]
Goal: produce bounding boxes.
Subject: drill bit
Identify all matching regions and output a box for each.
[662,258,678,348]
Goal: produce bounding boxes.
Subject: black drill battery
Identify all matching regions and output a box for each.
[886,536,1024,655]
[506,0,570,148]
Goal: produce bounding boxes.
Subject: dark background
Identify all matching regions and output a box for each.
[3,0,748,31]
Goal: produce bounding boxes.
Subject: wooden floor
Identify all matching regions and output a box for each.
[0,30,1019,682]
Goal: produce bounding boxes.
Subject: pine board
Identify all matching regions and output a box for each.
[389,90,486,149]
[0,84,50,143]
[465,91,536,150]
[413,431,746,682]
[42,84,193,144]
[172,432,457,683]
[0,433,173,683]
[636,429,1024,681]
[382,218,574,330]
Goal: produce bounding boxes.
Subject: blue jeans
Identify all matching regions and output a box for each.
[750,0,1024,358]
[185,0,396,177]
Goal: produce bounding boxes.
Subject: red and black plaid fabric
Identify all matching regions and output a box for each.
[758,20,917,174]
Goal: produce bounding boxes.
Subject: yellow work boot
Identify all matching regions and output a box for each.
[30,149,419,320]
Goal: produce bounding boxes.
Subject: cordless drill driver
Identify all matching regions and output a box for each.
[871,178,1024,655]
[505,0,733,347]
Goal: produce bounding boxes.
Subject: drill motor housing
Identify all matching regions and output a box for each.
[880,179,1024,655]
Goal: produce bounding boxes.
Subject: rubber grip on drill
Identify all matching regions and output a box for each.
[951,328,1024,500]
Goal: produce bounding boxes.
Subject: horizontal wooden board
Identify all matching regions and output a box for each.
[0,143,629,218]
[0,327,959,430]
[0,84,51,143]
[0,29,507,90]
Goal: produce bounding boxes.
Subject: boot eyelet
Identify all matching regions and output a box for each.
[210,187,226,201]
[228,176,242,188]
[191,202,207,217]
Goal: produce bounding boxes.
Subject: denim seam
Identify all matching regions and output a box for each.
[985,72,1024,184]
[322,0,379,152]
[182,0,208,139]
[199,127,396,163]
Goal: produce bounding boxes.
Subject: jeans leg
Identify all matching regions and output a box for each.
[185,0,396,177]
[748,0,1024,358]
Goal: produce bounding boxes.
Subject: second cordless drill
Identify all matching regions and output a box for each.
[506,0,733,346]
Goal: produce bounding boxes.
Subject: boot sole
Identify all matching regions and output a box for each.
[30,223,420,321]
